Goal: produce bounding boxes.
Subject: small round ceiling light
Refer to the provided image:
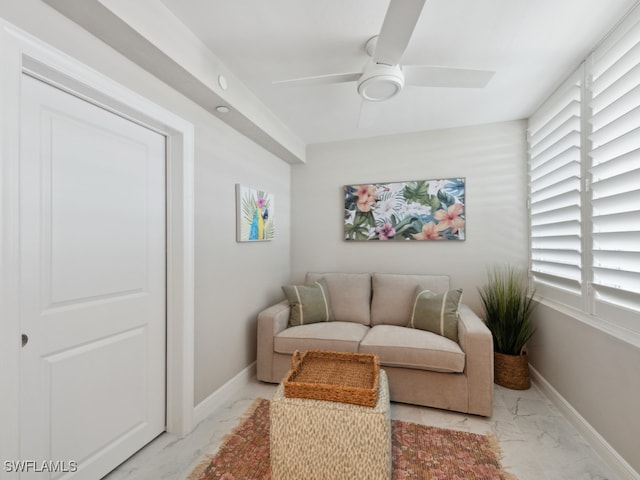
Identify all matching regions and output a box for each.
[218,74,228,90]
[216,106,230,113]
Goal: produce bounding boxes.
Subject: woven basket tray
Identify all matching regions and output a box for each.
[283,350,380,407]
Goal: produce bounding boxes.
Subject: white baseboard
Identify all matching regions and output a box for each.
[193,362,256,427]
[530,366,640,480]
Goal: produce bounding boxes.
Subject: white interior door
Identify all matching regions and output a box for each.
[19,74,166,479]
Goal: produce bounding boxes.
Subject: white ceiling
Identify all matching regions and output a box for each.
[160,0,638,145]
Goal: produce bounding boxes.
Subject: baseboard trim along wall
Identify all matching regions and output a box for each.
[193,362,256,428]
[530,366,640,480]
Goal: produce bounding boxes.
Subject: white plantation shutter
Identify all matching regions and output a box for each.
[528,3,640,333]
[589,9,640,327]
[528,70,584,307]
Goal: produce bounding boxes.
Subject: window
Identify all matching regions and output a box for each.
[529,70,583,310]
[589,9,640,330]
[528,5,640,333]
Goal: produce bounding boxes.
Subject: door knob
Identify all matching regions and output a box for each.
[21,334,28,347]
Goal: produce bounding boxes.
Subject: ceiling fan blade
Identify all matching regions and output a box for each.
[403,65,495,88]
[273,72,361,87]
[358,100,380,129]
[374,0,426,66]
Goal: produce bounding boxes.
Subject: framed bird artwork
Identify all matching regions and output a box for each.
[236,184,275,242]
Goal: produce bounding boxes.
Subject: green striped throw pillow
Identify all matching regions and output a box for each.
[282,278,334,326]
[409,287,462,342]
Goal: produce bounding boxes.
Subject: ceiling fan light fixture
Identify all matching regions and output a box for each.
[357,63,405,102]
[358,75,403,101]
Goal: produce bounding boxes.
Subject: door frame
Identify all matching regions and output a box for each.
[0,20,196,471]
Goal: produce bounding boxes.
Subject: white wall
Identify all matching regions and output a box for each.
[291,120,529,313]
[529,305,640,475]
[0,0,291,406]
[193,122,290,403]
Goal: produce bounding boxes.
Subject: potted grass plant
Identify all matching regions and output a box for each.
[478,265,536,389]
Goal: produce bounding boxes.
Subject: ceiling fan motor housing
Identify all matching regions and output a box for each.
[357,62,405,102]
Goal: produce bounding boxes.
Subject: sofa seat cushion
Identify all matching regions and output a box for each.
[274,321,370,355]
[359,325,465,373]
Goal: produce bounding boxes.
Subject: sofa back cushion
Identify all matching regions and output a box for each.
[371,273,450,326]
[306,272,371,325]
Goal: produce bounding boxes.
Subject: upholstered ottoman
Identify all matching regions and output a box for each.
[270,369,391,480]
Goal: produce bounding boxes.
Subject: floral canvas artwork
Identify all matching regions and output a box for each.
[344,178,465,241]
[236,184,275,242]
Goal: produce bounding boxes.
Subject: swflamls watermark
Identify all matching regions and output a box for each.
[3,460,78,473]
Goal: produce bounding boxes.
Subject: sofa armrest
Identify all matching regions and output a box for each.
[457,304,494,416]
[257,300,290,382]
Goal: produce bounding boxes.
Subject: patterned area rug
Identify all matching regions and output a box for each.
[188,398,516,480]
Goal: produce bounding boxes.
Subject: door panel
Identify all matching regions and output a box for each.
[19,74,166,479]
[48,328,148,463]
[48,114,148,304]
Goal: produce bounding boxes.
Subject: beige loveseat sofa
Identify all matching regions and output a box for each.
[257,273,494,416]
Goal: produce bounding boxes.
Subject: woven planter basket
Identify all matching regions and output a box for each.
[494,352,531,390]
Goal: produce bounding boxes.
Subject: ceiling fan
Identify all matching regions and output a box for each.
[274,0,495,126]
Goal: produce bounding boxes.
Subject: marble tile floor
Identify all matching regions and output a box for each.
[104,377,619,480]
